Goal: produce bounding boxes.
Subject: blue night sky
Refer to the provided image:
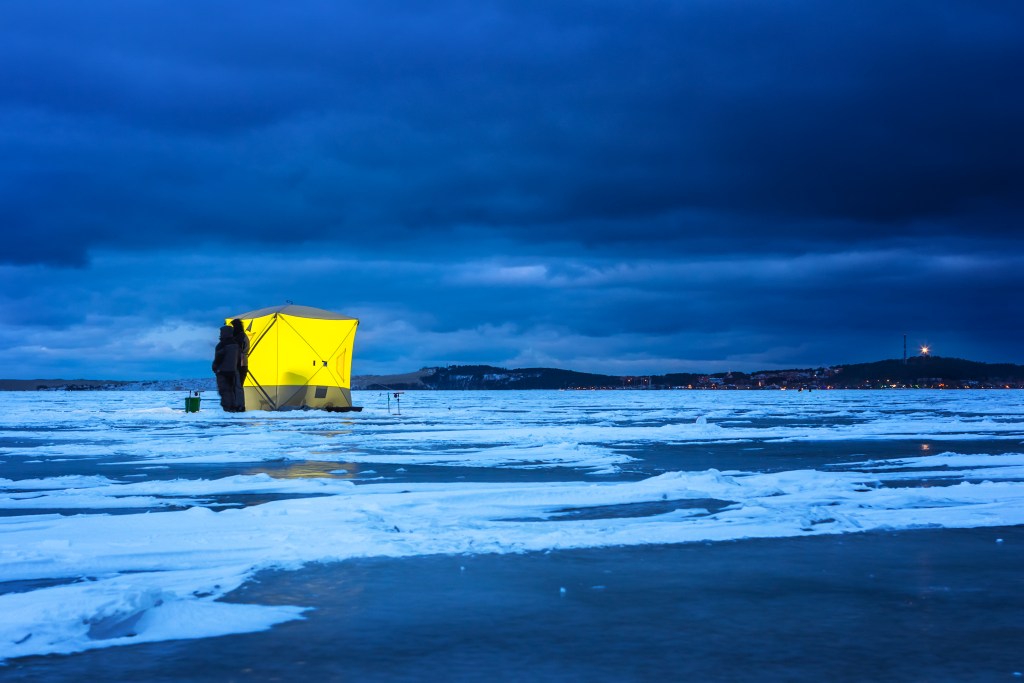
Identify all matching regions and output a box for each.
[1,1,1022,379]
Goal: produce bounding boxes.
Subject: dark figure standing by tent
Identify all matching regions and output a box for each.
[212,325,244,412]
[231,318,250,386]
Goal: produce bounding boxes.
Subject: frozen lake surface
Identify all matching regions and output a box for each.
[1,389,1023,680]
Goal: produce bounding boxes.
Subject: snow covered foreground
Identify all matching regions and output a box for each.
[0,390,1022,662]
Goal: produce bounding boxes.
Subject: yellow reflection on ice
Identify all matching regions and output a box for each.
[245,462,360,479]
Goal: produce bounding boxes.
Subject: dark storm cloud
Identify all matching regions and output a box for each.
[1,0,1022,377]
[2,0,1022,266]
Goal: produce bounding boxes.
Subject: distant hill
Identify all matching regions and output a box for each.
[349,368,438,390]
[352,357,1024,390]
[832,356,1024,387]
[423,365,623,390]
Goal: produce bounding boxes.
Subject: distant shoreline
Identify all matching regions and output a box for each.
[4,355,1024,391]
[0,379,214,392]
[350,357,1024,391]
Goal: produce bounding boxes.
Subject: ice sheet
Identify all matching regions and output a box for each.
[1,389,1022,662]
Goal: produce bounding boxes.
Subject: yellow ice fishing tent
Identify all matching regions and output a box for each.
[227,304,359,412]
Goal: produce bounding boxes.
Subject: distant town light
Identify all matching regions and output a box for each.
[920,345,931,356]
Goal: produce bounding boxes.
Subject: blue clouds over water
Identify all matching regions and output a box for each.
[1,1,1022,377]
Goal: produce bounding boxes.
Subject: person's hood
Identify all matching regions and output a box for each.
[219,325,235,341]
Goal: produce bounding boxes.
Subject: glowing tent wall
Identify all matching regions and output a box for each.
[227,304,359,411]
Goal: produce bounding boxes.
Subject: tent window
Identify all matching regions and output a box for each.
[314,386,328,399]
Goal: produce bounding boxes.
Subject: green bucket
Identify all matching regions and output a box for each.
[185,395,201,413]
